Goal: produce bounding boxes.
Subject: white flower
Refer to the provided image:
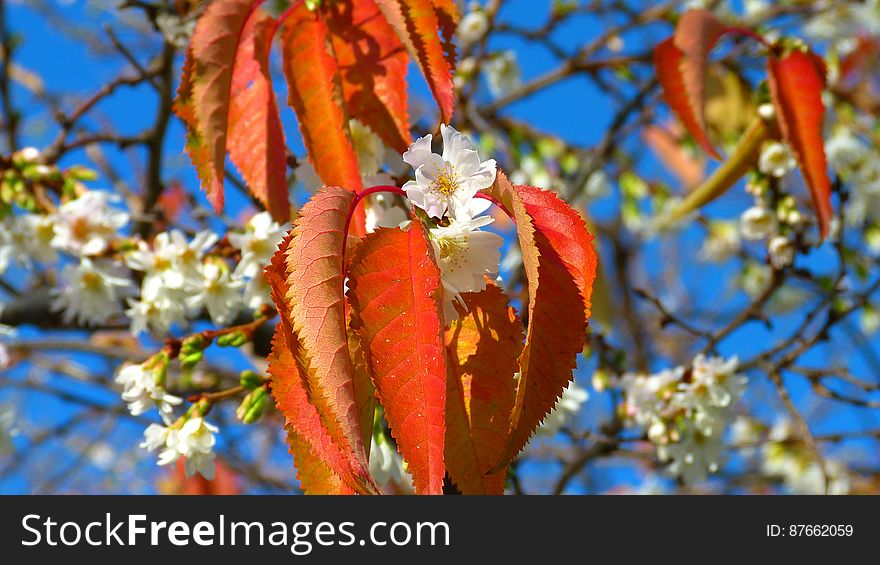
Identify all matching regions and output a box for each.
[243,274,273,311]
[761,419,851,494]
[730,416,762,447]
[758,141,797,178]
[229,212,288,280]
[657,419,726,485]
[852,159,880,195]
[540,381,589,435]
[14,147,40,162]
[51,191,128,256]
[739,205,777,240]
[140,423,170,452]
[369,434,408,487]
[699,221,740,262]
[126,229,216,299]
[192,262,243,325]
[402,124,497,221]
[364,194,409,233]
[826,130,868,174]
[620,367,683,428]
[125,295,189,336]
[350,119,386,177]
[430,216,503,321]
[673,354,745,436]
[689,354,746,408]
[52,258,135,326]
[457,11,489,46]
[757,102,775,120]
[162,417,219,479]
[115,362,182,418]
[484,51,521,99]
[1,214,57,269]
[768,235,795,269]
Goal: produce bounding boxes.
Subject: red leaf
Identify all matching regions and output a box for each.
[324,0,412,154]
[347,224,447,495]
[445,283,522,495]
[654,9,729,159]
[279,3,365,233]
[484,174,598,471]
[768,49,833,239]
[175,0,273,214]
[266,188,377,494]
[374,0,456,124]
[226,8,290,222]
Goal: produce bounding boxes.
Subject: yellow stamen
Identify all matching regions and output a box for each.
[433,165,459,196]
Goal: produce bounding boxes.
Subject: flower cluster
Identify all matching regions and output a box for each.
[124,212,286,334]
[760,419,851,495]
[620,354,747,484]
[141,416,219,479]
[401,125,502,321]
[115,359,181,419]
[736,140,801,270]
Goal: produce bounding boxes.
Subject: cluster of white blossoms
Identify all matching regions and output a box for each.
[1,151,288,333]
[115,360,181,420]
[620,354,747,485]
[456,3,489,47]
[759,419,851,495]
[124,212,287,334]
[401,124,503,321]
[826,128,880,227]
[735,138,801,270]
[141,417,219,479]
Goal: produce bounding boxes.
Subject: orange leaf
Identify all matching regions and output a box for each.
[484,174,598,471]
[267,325,358,495]
[374,0,456,123]
[324,0,412,154]
[654,9,729,159]
[279,3,365,233]
[176,0,287,215]
[266,238,356,495]
[768,49,833,239]
[642,123,705,190]
[226,8,290,222]
[445,282,522,495]
[347,224,447,495]
[267,187,377,494]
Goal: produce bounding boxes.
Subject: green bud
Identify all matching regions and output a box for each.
[217,330,249,347]
[180,350,203,370]
[181,334,209,356]
[236,387,268,423]
[243,387,268,424]
[239,370,265,390]
[305,0,321,11]
[66,165,98,182]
